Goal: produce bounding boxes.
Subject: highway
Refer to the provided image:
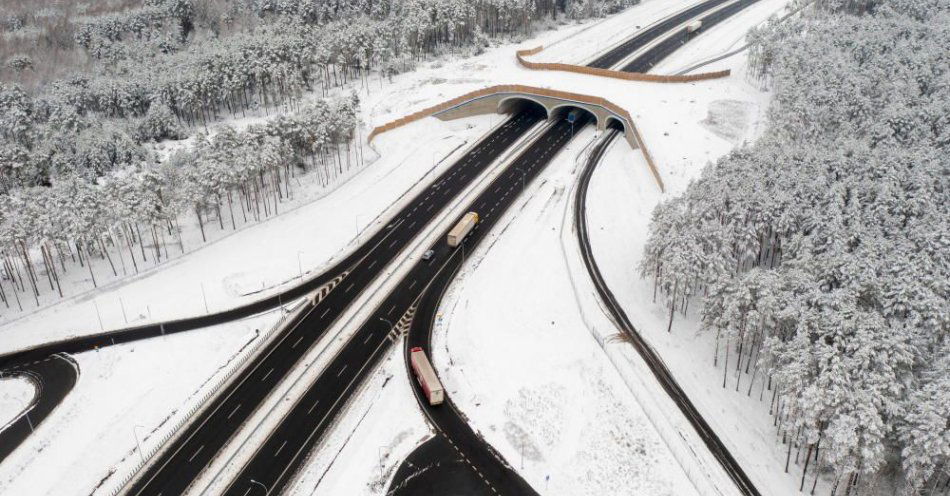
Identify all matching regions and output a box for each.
[573,130,761,496]
[131,1,760,493]
[123,110,545,496]
[219,114,588,496]
[620,0,762,73]
[0,0,767,489]
[588,0,735,69]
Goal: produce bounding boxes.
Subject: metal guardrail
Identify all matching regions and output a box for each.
[104,298,310,496]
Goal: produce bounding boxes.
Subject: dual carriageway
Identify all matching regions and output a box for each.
[0,0,765,494]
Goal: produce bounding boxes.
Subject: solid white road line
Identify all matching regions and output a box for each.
[188,445,204,463]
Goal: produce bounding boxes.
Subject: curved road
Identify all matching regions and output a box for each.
[388,436,484,495]
[216,114,587,496]
[0,354,78,463]
[574,130,761,496]
[1,0,766,486]
[399,119,598,496]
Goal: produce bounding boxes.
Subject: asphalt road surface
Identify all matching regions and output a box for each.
[0,354,77,463]
[124,110,545,496]
[620,0,762,73]
[588,0,735,69]
[573,129,761,496]
[220,115,587,496]
[389,436,485,496]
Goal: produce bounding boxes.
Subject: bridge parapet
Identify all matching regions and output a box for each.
[368,85,664,192]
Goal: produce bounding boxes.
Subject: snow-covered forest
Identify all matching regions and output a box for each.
[640,0,949,493]
[0,0,638,310]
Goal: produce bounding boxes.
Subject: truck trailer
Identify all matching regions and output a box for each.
[447,212,479,247]
[410,347,444,406]
[686,20,702,33]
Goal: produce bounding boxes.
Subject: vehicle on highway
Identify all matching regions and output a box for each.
[422,249,435,261]
[410,347,444,406]
[687,20,702,32]
[447,212,479,247]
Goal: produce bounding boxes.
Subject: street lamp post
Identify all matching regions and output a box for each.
[133,424,146,465]
[249,479,269,495]
[378,446,387,481]
[297,251,303,280]
[515,168,526,194]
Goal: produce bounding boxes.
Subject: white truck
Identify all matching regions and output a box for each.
[447,212,479,247]
[410,347,445,406]
[686,20,702,33]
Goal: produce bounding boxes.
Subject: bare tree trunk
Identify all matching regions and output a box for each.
[81,242,97,288]
[196,208,207,242]
[722,337,730,389]
[44,244,62,297]
[666,280,677,333]
[135,223,148,262]
[98,238,118,276]
[124,229,139,273]
[801,443,814,491]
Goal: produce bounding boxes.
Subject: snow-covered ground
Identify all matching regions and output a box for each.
[585,117,835,495]
[652,0,792,75]
[0,376,34,427]
[0,311,280,496]
[283,1,796,494]
[533,0,698,65]
[431,124,699,496]
[0,0,791,356]
[0,0,799,493]
[287,348,431,495]
[0,116,490,354]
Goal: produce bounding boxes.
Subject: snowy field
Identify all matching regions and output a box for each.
[283,1,795,494]
[0,0,792,356]
[580,40,826,496]
[431,124,699,496]
[0,376,33,428]
[0,0,799,493]
[0,311,280,496]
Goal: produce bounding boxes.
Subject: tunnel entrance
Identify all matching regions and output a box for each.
[606,116,626,134]
[496,97,548,119]
[549,105,597,127]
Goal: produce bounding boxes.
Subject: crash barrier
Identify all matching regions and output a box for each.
[367,84,664,192]
[106,298,311,496]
